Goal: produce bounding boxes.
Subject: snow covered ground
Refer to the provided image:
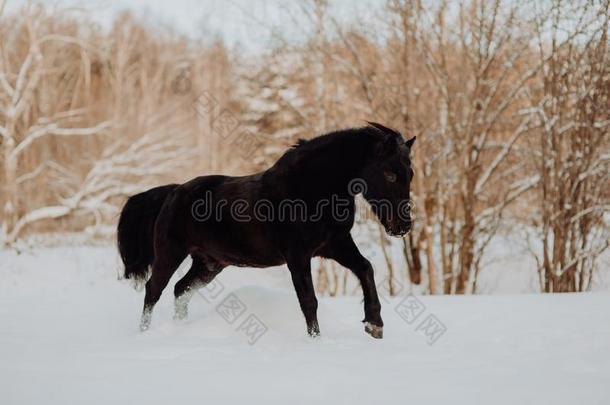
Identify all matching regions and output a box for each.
[1,246,610,404]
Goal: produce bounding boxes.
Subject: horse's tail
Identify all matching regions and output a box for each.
[117,184,178,286]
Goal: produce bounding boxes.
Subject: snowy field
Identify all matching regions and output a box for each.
[1,246,610,405]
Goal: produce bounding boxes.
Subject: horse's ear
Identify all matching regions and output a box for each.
[405,136,416,148]
[367,121,401,138]
[367,121,401,157]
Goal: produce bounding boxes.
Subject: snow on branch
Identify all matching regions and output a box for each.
[476,175,540,224]
[4,120,194,244]
[10,120,112,159]
[474,116,534,194]
[0,124,9,139]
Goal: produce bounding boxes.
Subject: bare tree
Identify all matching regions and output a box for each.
[525,0,610,292]
[5,1,607,294]
[0,8,201,244]
[387,0,568,293]
[0,8,111,243]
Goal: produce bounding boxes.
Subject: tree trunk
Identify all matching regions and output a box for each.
[2,128,18,244]
[378,224,396,295]
[423,195,439,294]
[316,258,329,295]
[456,195,475,294]
[403,236,421,285]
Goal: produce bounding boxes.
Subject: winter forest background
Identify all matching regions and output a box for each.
[1,0,609,295]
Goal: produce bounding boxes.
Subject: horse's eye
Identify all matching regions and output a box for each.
[384,171,397,183]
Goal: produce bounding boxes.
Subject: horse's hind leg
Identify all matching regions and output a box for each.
[140,249,186,331]
[174,257,223,320]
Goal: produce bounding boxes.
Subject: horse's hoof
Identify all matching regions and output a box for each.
[308,327,321,338]
[307,321,320,338]
[308,325,321,338]
[364,322,383,339]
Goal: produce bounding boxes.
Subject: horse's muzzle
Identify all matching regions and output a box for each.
[386,221,411,237]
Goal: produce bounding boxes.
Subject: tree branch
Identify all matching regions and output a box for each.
[10,120,112,159]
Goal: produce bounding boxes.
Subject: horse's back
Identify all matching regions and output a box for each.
[162,173,284,267]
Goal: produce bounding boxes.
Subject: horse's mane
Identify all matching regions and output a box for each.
[273,125,383,172]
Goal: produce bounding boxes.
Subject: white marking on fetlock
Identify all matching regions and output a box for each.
[309,329,321,338]
[174,294,190,320]
[140,310,152,332]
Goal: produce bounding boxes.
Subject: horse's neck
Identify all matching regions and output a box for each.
[318,148,368,193]
[271,157,364,201]
[265,131,373,197]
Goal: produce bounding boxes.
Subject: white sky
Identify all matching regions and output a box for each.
[3,0,387,52]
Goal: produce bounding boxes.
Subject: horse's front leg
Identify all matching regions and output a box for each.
[322,233,384,339]
[286,255,320,337]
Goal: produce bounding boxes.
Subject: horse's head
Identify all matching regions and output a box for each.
[359,122,416,237]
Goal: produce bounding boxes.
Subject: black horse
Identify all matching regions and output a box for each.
[117,122,415,339]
